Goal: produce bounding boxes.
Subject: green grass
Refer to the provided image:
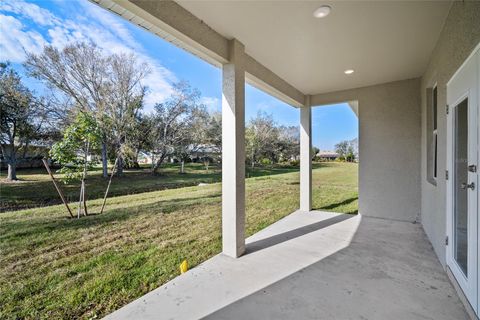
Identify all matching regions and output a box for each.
[0,162,300,212]
[0,162,357,319]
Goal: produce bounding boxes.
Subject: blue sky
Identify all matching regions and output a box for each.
[0,0,357,150]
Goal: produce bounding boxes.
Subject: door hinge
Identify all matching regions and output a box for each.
[445,170,449,180]
[446,104,449,115]
[445,236,449,246]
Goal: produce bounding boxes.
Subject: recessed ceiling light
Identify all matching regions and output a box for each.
[313,5,331,18]
[344,69,354,75]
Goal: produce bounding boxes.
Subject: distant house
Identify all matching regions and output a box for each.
[316,151,339,161]
[138,152,154,164]
[137,145,221,165]
[190,144,221,163]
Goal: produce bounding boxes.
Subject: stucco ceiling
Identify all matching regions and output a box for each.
[176,0,452,95]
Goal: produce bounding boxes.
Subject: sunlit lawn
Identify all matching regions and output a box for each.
[0,162,300,212]
[0,162,357,319]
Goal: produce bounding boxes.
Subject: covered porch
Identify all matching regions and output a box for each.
[105,210,468,319]
[91,0,480,318]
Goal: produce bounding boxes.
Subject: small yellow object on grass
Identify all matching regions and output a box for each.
[180,260,188,274]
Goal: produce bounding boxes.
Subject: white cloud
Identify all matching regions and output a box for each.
[200,96,221,112]
[0,14,46,62]
[47,25,78,48]
[76,0,138,50]
[0,0,175,109]
[0,0,61,27]
[72,3,178,106]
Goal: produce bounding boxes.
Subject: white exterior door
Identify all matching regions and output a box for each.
[446,47,479,315]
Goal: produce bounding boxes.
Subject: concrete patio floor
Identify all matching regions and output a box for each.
[104,211,469,320]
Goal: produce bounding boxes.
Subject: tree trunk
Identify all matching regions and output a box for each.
[116,156,124,175]
[152,155,165,175]
[152,161,160,174]
[151,154,155,172]
[100,157,119,215]
[101,142,108,178]
[152,160,160,174]
[180,160,185,173]
[7,163,17,181]
[78,141,90,218]
[133,150,141,169]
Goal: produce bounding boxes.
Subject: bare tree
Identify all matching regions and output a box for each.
[25,42,111,178]
[25,42,150,176]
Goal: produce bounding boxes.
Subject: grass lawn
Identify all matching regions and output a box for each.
[0,162,357,319]
[0,163,300,212]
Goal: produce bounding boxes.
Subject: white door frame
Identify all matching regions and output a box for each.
[477,45,480,316]
[446,45,480,315]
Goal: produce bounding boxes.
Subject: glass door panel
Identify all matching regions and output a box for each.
[453,98,469,276]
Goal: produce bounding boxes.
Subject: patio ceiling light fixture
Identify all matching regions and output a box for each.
[344,69,354,75]
[313,5,331,18]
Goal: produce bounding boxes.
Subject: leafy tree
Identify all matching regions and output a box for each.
[276,125,300,162]
[349,138,359,161]
[246,112,279,168]
[103,53,149,174]
[201,111,222,169]
[148,81,202,174]
[346,146,355,162]
[174,105,209,173]
[335,138,358,162]
[50,111,101,217]
[49,112,101,182]
[206,111,222,151]
[335,141,349,158]
[244,113,300,167]
[0,63,47,180]
[312,146,320,159]
[125,114,154,169]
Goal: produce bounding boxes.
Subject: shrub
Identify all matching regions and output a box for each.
[260,158,272,166]
[289,159,300,166]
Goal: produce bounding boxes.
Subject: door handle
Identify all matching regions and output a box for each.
[461,182,475,190]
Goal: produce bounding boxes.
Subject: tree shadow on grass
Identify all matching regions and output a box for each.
[1,173,221,212]
[2,164,302,211]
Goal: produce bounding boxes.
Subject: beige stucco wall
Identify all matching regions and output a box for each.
[420,1,480,266]
[312,78,422,222]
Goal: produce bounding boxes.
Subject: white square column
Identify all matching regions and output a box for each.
[300,97,312,212]
[222,39,246,258]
